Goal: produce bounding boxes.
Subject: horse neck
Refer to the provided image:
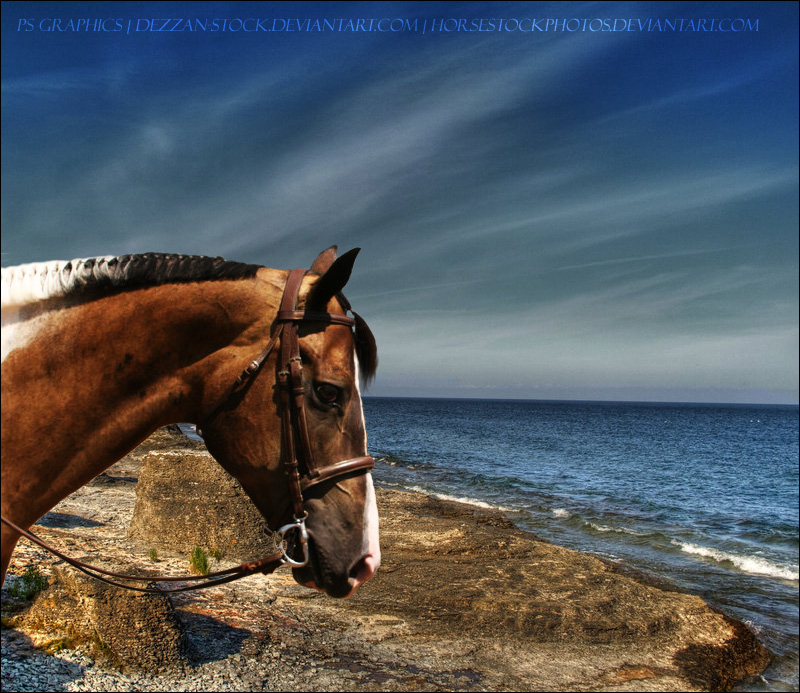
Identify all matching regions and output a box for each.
[1,270,283,525]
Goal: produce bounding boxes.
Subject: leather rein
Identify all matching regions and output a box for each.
[1,268,374,594]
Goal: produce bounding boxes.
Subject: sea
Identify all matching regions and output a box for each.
[362,397,799,692]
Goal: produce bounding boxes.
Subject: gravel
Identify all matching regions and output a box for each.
[1,622,387,692]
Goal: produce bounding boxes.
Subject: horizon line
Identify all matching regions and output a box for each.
[362,394,799,408]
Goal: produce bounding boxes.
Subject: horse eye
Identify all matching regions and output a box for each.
[315,383,340,406]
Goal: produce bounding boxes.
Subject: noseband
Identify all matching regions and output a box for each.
[1,268,374,592]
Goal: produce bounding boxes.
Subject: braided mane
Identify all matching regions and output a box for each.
[1,253,261,308]
[1,251,377,379]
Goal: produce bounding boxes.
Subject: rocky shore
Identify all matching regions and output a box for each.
[2,428,770,691]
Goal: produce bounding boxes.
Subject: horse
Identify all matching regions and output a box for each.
[1,246,379,598]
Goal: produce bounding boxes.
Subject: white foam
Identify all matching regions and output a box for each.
[552,508,571,519]
[672,540,799,581]
[588,522,651,537]
[589,522,615,533]
[403,485,514,512]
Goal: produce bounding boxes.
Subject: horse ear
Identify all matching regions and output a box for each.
[309,246,339,274]
[306,248,360,310]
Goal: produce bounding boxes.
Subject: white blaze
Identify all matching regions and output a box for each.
[354,352,380,568]
[363,472,381,568]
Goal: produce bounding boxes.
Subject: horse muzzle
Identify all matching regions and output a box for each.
[292,533,380,598]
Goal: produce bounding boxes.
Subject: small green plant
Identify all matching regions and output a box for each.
[44,637,72,654]
[208,548,223,561]
[148,548,159,562]
[7,566,49,599]
[189,546,209,575]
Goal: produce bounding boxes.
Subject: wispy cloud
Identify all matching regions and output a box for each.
[556,248,738,272]
[2,68,104,99]
[2,1,796,402]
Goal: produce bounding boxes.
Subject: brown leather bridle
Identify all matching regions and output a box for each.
[1,268,374,593]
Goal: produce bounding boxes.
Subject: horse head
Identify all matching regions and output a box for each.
[200,247,380,598]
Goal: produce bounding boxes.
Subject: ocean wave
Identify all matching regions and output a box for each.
[551,508,571,519]
[671,540,799,581]
[587,522,652,537]
[400,485,515,513]
[373,454,435,471]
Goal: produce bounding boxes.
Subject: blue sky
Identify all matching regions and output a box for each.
[2,1,798,403]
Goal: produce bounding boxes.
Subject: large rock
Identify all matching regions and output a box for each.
[18,566,187,672]
[128,428,278,562]
[332,489,772,692]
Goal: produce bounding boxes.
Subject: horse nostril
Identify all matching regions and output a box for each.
[349,554,379,588]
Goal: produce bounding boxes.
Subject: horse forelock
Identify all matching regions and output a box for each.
[296,281,378,384]
[353,312,378,384]
[1,253,261,310]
